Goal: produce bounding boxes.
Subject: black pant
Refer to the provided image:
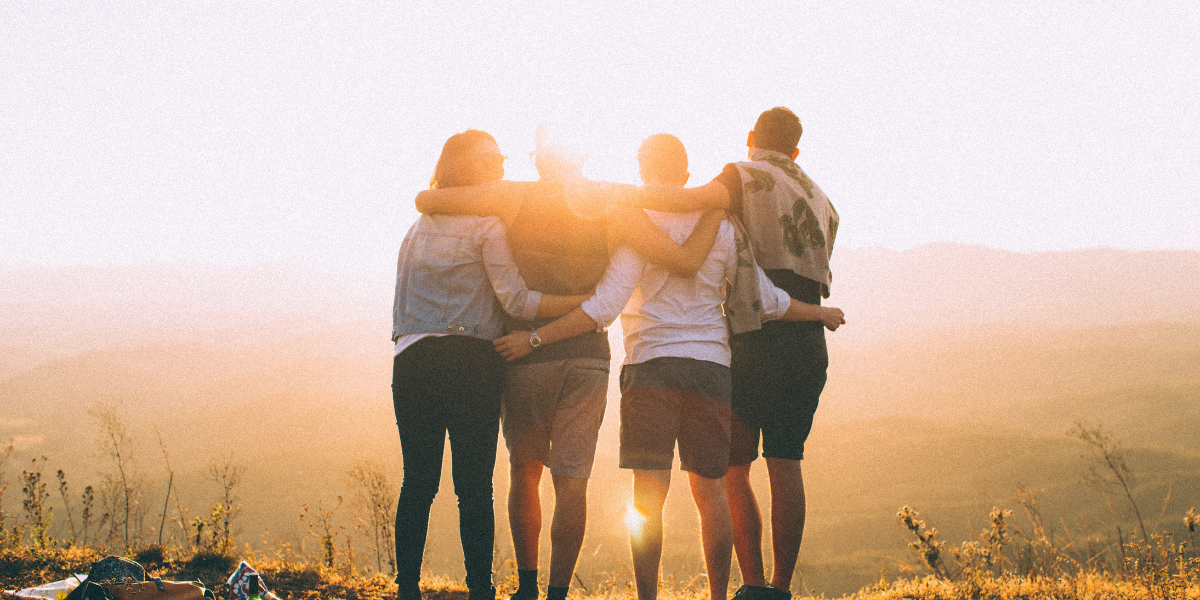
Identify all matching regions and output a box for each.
[392,335,504,590]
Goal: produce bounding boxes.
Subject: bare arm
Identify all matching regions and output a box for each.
[494,246,643,362]
[535,294,591,319]
[608,206,723,277]
[781,300,845,331]
[479,218,543,321]
[625,179,730,213]
[494,308,598,362]
[478,217,587,320]
[415,180,527,224]
[749,259,845,331]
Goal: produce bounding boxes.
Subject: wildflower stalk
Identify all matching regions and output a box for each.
[56,470,77,544]
[1185,508,1198,558]
[1071,422,1150,543]
[898,506,955,580]
[21,457,53,549]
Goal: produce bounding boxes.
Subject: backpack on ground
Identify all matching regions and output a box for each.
[64,556,215,600]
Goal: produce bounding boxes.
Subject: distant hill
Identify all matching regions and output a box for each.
[1009,377,1200,452]
[0,261,391,363]
[830,244,1200,340]
[823,321,1200,435]
[3,245,1199,362]
[2,246,1200,597]
[0,320,393,465]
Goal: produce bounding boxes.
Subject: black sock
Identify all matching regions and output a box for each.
[546,586,568,600]
[512,570,538,599]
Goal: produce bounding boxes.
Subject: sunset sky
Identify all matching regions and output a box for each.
[3,2,1197,275]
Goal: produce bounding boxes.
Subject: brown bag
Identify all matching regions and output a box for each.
[99,579,214,600]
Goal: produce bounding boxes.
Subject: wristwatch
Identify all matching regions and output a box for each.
[529,330,543,349]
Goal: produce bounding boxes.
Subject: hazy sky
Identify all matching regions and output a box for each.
[2,2,1197,274]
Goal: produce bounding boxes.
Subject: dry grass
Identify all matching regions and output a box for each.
[4,543,1200,600]
[842,572,1200,600]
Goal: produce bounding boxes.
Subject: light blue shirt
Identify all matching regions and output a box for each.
[392,215,542,342]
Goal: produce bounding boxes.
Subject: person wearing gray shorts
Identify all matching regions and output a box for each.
[500,354,608,600]
[503,358,610,480]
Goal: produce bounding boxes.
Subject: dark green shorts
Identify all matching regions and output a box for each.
[730,320,828,464]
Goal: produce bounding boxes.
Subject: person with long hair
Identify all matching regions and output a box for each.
[390,130,589,600]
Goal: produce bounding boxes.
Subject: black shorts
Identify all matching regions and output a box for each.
[729,320,828,465]
[618,357,732,480]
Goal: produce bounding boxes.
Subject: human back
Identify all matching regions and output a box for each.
[392,214,537,341]
[504,122,614,363]
[506,183,609,296]
[618,209,734,366]
[731,151,837,296]
[391,130,540,343]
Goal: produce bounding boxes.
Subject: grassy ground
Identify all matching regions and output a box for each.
[4,545,1200,600]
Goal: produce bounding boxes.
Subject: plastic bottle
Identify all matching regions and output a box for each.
[247,574,262,600]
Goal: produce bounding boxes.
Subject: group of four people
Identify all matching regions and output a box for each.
[389,107,844,600]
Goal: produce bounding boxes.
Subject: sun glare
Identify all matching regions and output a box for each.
[624,500,647,538]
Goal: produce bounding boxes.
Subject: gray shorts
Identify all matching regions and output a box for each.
[502,357,609,479]
[618,357,732,480]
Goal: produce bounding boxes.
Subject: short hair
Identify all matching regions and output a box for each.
[753,107,803,154]
[637,133,689,186]
[430,129,498,189]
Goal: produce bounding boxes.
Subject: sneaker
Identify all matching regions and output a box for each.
[763,586,791,600]
[731,585,790,600]
[510,590,539,600]
[730,585,753,600]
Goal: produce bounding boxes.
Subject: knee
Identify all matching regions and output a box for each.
[632,493,667,517]
[552,476,589,503]
[454,479,494,505]
[511,462,544,487]
[725,464,753,488]
[398,479,440,507]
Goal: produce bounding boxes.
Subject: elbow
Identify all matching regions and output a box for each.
[504,302,525,319]
[498,293,533,321]
[414,191,432,215]
[520,291,544,320]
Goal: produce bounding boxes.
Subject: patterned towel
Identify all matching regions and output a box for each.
[724,214,764,335]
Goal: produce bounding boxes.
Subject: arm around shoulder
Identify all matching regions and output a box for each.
[415,180,526,223]
[628,179,730,213]
[610,206,723,277]
[495,246,643,362]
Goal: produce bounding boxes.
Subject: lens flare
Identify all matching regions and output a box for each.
[624,500,647,538]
